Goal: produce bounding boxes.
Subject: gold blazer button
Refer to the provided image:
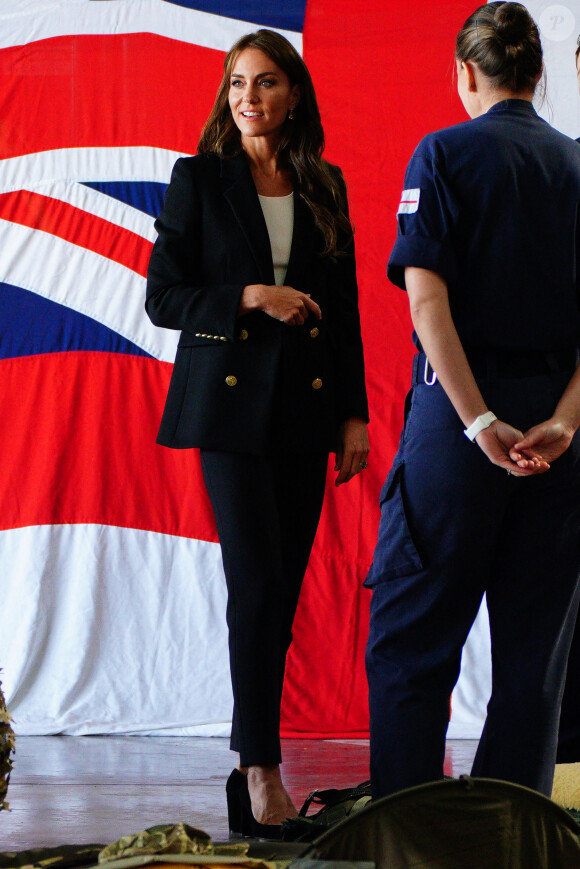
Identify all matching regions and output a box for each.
[239,329,249,341]
[225,375,238,387]
[310,327,319,338]
[312,378,323,390]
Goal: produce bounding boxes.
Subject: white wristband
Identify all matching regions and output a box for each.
[464,411,497,442]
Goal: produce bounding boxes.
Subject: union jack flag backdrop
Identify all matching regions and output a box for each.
[2,0,572,740]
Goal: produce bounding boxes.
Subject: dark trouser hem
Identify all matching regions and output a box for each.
[233,752,284,767]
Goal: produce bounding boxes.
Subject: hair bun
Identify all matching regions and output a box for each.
[456,2,542,93]
[494,2,531,46]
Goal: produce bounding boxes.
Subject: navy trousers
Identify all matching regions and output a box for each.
[200,449,328,767]
[366,363,580,798]
[557,617,580,762]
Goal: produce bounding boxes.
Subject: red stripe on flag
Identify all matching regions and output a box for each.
[0,352,218,542]
[0,190,152,275]
[0,34,225,159]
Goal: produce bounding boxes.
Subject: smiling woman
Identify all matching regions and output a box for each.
[197,29,352,255]
[228,49,300,149]
[145,28,368,839]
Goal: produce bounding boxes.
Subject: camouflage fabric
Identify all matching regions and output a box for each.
[0,674,14,812]
[0,843,103,868]
[98,825,284,869]
[0,828,252,869]
[98,824,214,862]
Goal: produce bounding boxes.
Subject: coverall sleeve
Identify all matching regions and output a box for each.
[387,134,460,292]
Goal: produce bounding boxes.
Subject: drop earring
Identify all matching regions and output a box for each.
[288,109,294,120]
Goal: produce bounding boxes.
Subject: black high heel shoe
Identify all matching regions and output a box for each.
[226,768,246,836]
[227,769,284,839]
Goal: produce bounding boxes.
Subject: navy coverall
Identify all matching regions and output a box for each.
[556,139,580,765]
[366,100,580,798]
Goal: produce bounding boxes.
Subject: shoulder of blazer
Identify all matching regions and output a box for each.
[172,152,252,190]
[171,152,224,187]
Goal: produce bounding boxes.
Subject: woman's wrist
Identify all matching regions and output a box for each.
[239,284,265,315]
[550,415,577,444]
[552,410,579,440]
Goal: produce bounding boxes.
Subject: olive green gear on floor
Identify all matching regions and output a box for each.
[0,674,14,812]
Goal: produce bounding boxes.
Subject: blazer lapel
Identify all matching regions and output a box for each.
[284,189,319,289]
[221,155,275,285]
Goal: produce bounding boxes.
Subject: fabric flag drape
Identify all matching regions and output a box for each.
[0,0,493,738]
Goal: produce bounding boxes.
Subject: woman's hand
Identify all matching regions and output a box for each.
[509,364,579,466]
[335,417,369,486]
[475,420,550,476]
[511,418,575,465]
[240,284,322,325]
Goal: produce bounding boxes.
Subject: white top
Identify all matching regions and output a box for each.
[258,192,294,286]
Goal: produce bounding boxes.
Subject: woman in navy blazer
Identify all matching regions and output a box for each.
[146,29,368,836]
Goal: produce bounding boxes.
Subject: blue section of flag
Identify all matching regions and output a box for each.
[81,181,169,219]
[160,0,307,32]
[0,283,153,360]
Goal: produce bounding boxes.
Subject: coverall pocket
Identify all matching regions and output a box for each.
[364,460,424,587]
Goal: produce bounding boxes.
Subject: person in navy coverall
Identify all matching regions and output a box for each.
[366,2,580,799]
[555,34,580,768]
[146,30,369,834]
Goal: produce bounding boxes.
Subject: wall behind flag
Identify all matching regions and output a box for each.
[528,0,580,137]
[1,0,575,739]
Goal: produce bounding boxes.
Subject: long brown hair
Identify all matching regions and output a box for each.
[198,29,352,256]
[456,2,543,93]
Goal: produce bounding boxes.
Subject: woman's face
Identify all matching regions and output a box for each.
[228,47,299,144]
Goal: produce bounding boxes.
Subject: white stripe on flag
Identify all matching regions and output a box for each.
[449,600,491,738]
[0,0,303,54]
[21,181,157,242]
[0,523,231,735]
[0,218,178,362]
[0,147,187,194]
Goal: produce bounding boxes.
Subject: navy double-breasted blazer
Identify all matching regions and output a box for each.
[145,153,368,455]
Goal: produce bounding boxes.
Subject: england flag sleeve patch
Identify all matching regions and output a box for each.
[397,188,420,215]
